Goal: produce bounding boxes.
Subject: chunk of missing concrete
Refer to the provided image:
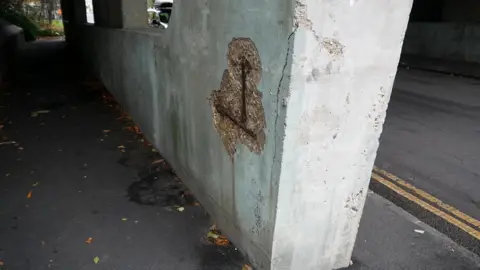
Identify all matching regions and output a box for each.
[210,37,266,158]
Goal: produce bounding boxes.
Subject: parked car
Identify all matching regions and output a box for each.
[148,0,173,29]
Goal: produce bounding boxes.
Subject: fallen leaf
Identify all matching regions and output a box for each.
[414,229,424,234]
[214,235,230,246]
[194,201,201,206]
[0,141,15,145]
[85,237,93,244]
[27,190,32,199]
[118,145,125,149]
[242,264,253,270]
[31,110,50,117]
[177,207,185,212]
[32,182,40,187]
[207,227,230,246]
[93,256,100,264]
[121,218,128,221]
[207,231,220,239]
[0,259,4,266]
[103,130,111,133]
[152,159,164,165]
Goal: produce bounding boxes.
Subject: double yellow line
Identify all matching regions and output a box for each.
[371,166,480,240]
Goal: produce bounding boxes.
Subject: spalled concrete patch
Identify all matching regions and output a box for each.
[210,37,266,158]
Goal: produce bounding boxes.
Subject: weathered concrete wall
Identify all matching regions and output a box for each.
[74,0,412,268]
[443,0,480,23]
[78,0,293,268]
[402,23,480,64]
[402,0,480,63]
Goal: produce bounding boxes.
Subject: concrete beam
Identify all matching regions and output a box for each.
[121,0,148,29]
[271,0,413,268]
[92,0,123,28]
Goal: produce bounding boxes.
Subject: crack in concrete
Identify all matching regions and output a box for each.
[270,29,296,191]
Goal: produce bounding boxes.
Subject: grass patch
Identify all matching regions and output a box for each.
[37,20,64,37]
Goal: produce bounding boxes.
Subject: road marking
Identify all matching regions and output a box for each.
[371,172,480,241]
[373,166,480,229]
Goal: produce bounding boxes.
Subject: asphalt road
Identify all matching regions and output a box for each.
[374,68,480,255]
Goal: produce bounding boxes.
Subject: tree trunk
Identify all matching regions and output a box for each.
[47,0,54,24]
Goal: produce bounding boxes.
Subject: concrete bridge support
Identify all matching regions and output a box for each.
[62,0,413,268]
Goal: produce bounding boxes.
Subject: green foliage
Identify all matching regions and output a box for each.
[0,10,64,41]
[0,10,40,41]
[159,13,169,21]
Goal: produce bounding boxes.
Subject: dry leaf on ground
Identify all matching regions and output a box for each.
[152,159,164,165]
[207,231,219,239]
[207,224,230,246]
[207,228,231,246]
[31,110,50,117]
[93,256,100,264]
[242,264,253,270]
[0,141,15,145]
[214,236,230,246]
[85,237,93,244]
[27,190,32,199]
